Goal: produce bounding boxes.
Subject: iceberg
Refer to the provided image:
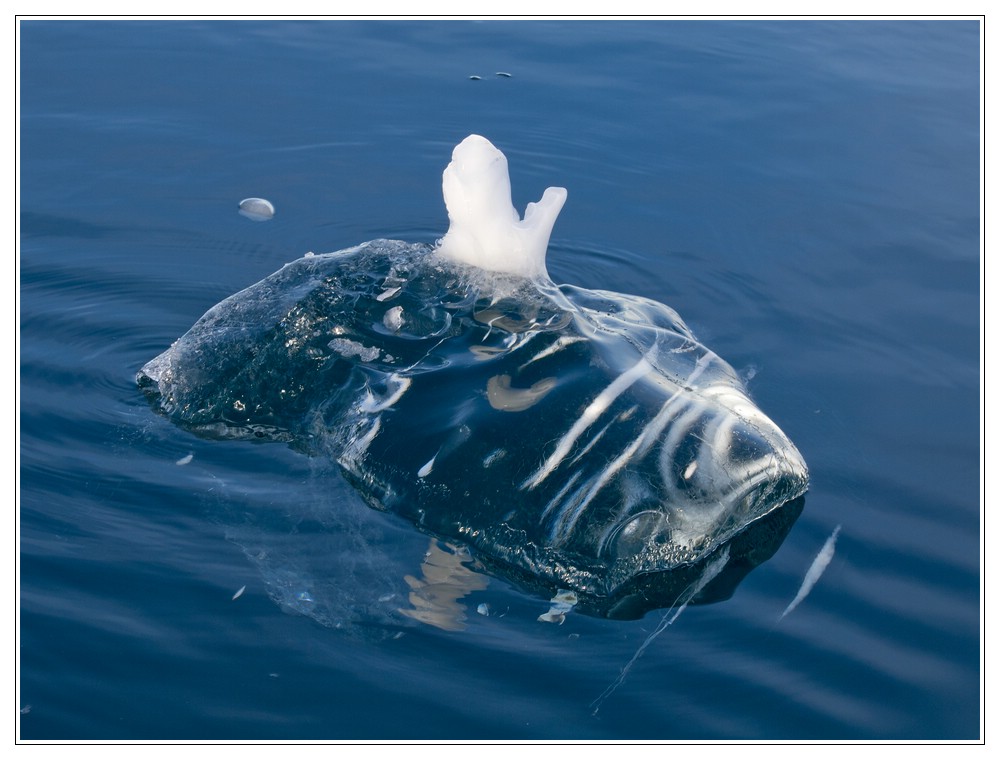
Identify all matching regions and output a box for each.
[138,135,808,617]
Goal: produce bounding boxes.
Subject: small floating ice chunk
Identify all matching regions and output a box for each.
[436,135,566,280]
[238,197,274,221]
[417,454,437,478]
[477,603,490,616]
[232,585,246,600]
[175,453,193,466]
[780,525,841,620]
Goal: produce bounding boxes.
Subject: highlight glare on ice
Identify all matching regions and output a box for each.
[137,135,809,614]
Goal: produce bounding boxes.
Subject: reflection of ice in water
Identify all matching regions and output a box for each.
[537,589,579,624]
[399,540,489,632]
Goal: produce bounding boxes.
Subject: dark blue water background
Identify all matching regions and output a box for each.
[18,20,981,740]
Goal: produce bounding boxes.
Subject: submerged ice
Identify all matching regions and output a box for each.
[138,135,808,612]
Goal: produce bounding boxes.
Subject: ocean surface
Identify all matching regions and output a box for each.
[18,19,982,741]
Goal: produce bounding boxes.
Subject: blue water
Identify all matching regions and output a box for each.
[18,20,981,740]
